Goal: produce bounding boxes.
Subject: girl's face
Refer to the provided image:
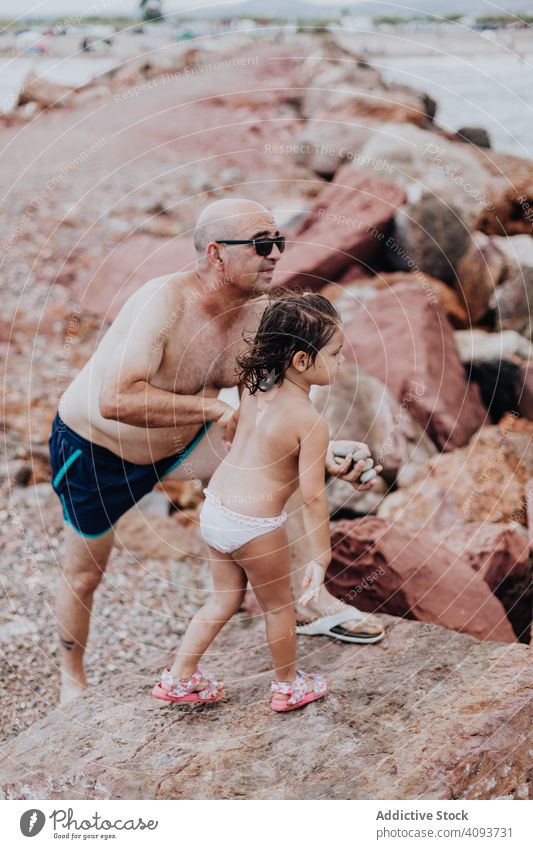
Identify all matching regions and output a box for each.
[302,325,345,386]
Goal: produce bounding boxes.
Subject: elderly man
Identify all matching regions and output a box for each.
[50,198,384,704]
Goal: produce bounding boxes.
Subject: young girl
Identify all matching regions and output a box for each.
[152,292,345,712]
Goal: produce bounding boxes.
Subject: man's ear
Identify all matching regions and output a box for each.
[206,242,223,267]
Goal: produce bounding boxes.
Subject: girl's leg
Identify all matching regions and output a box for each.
[169,545,247,680]
[234,527,297,683]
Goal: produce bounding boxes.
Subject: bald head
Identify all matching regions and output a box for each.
[193,198,273,256]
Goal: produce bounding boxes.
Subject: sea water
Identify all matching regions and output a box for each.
[378,52,533,159]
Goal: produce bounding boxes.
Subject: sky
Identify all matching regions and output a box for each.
[1,0,371,18]
[0,0,522,20]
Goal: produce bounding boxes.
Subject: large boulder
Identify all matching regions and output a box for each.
[491,267,533,340]
[293,122,375,178]
[491,234,533,275]
[454,329,533,365]
[327,517,515,643]
[526,479,533,551]
[17,72,72,109]
[352,122,499,229]
[343,283,487,450]
[386,195,471,285]
[378,420,530,528]
[433,522,531,643]
[519,361,533,419]
[329,271,470,329]
[312,363,437,485]
[453,330,533,422]
[474,148,533,236]
[0,615,531,799]
[298,59,430,128]
[273,165,406,290]
[373,270,469,328]
[455,236,508,323]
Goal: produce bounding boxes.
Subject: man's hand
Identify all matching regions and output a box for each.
[326,440,383,491]
[222,408,240,448]
[298,559,328,606]
[213,402,239,449]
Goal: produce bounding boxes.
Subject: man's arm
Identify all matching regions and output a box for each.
[98,297,232,428]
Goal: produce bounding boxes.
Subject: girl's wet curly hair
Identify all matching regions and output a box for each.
[236,289,341,394]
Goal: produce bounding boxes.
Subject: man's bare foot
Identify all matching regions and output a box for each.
[60,675,88,705]
[296,586,383,638]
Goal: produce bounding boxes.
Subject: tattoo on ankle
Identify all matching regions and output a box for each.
[59,635,75,651]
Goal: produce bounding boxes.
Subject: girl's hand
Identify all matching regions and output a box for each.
[298,559,328,606]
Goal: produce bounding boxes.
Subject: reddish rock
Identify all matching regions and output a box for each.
[76,234,195,320]
[379,420,530,529]
[0,320,14,344]
[474,148,533,236]
[273,165,406,290]
[373,270,469,328]
[378,479,464,531]
[330,262,370,286]
[435,522,531,641]
[0,615,531,799]
[477,184,533,235]
[344,283,487,450]
[327,516,516,643]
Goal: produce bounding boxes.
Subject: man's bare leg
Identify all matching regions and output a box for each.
[164,418,230,483]
[55,525,115,704]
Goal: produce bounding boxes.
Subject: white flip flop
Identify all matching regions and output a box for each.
[295,608,385,644]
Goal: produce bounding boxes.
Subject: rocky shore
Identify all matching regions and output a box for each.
[0,30,531,798]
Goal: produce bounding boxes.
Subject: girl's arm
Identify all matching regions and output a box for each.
[298,414,331,571]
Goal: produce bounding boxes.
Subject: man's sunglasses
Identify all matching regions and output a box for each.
[215,235,286,257]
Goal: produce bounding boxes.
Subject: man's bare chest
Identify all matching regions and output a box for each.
[153,322,247,393]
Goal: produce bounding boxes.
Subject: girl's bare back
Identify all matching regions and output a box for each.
[208,385,318,516]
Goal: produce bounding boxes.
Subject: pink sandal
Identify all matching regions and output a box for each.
[270,669,329,712]
[152,666,223,704]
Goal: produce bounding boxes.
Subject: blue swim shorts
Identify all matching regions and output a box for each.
[49,412,213,538]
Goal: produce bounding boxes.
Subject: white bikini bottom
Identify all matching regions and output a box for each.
[199,488,287,554]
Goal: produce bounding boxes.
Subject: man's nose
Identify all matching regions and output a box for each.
[270,243,283,260]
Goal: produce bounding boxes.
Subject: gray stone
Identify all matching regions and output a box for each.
[456,126,491,148]
[387,195,471,285]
